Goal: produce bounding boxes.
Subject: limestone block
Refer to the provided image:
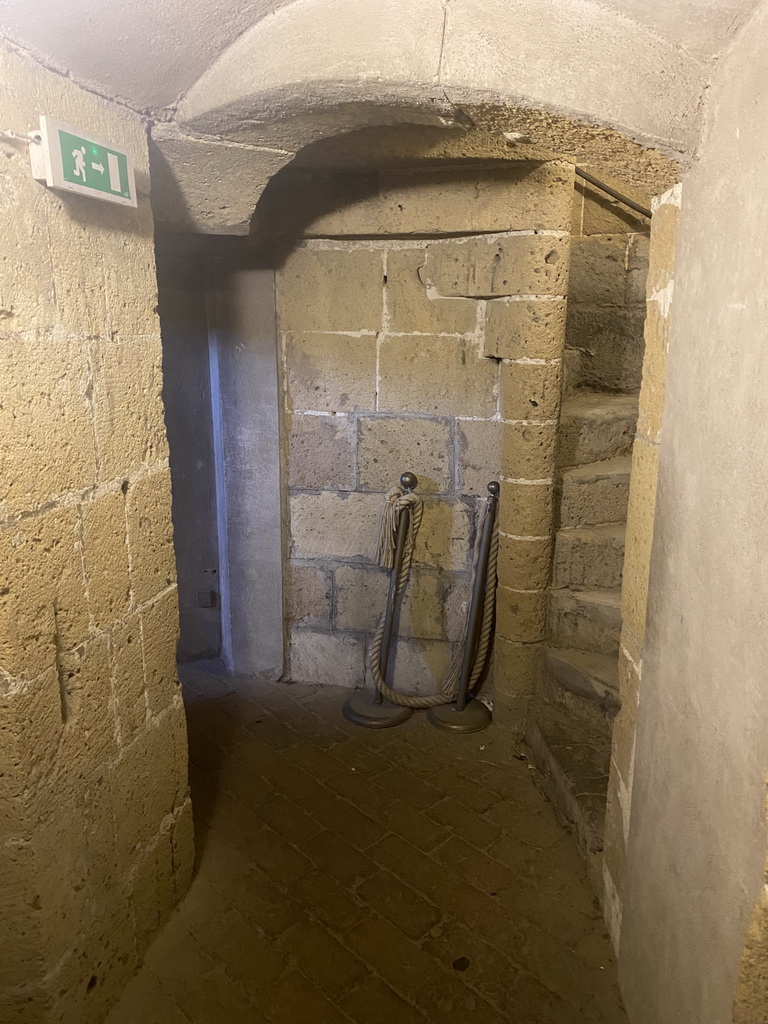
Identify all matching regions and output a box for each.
[646,199,680,297]
[284,332,377,413]
[0,333,95,514]
[263,163,574,237]
[569,236,628,305]
[562,348,583,396]
[141,589,181,717]
[0,668,63,803]
[334,565,446,639]
[499,360,561,422]
[45,207,108,337]
[288,413,355,490]
[150,123,291,234]
[553,525,625,589]
[579,180,648,236]
[126,469,177,605]
[31,798,89,965]
[290,491,383,560]
[288,564,332,628]
[636,303,669,444]
[566,307,646,393]
[378,636,453,697]
[500,421,558,480]
[0,160,56,333]
[499,481,555,537]
[498,536,553,591]
[277,248,383,332]
[496,588,548,643]
[557,394,638,468]
[559,458,631,528]
[45,889,138,1023]
[59,634,117,772]
[0,507,88,677]
[358,416,452,493]
[99,205,160,336]
[549,589,621,656]
[81,490,130,630]
[424,235,570,298]
[112,614,146,744]
[386,249,476,335]
[379,335,497,417]
[171,799,195,905]
[625,234,650,305]
[484,298,567,360]
[129,823,176,954]
[90,334,168,481]
[290,629,365,687]
[621,438,660,643]
[444,579,470,642]
[413,498,472,571]
[457,420,501,496]
[493,638,543,733]
[111,705,188,858]
[334,565,388,634]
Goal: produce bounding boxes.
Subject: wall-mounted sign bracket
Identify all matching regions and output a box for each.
[29,116,137,208]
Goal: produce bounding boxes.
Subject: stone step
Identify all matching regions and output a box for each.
[553,524,625,590]
[559,456,631,528]
[562,347,583,396]
[557,392,638,468]
[549,587,621,655]
[545,647,620,712]
[526,701,612,895]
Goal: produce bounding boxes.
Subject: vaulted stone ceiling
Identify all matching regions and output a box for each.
[2,0,761,234]
[2,0,759,112]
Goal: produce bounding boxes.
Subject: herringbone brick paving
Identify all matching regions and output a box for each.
[106,663,627,1024]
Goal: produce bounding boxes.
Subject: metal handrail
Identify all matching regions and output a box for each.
[575,167,652,220]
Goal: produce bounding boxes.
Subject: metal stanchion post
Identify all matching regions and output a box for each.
[427,482,498,734]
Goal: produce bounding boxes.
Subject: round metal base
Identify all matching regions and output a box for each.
[427,697,492,734]
[342,689,413,729]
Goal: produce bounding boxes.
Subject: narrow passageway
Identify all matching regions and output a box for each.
[107,665,626,1024]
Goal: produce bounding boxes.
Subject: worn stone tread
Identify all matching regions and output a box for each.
[557,392,638,468]
[548,587,622,655]
[545,647,620,711]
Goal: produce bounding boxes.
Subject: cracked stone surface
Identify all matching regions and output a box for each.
[105,662,627,1024]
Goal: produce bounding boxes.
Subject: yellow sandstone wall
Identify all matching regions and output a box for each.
[264,163,573,721]
[0,41,193,1023]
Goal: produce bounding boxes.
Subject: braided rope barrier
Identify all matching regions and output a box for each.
[368,485,499,709]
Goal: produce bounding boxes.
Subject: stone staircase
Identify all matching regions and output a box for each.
[526,387,637,892]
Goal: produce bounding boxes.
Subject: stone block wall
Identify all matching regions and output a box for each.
[269,163,573,713]
[0,42,193,1023]
[600,184,681,949]
[567,177,650,394]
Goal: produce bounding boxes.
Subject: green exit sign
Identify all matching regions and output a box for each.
[30,116,137,208]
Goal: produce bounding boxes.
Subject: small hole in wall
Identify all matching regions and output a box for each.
[383,275,388,284]
[86,976,98,993]
[120,479,129,495]
[530,399,539,407]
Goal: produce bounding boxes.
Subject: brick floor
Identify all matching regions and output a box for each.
[105,664,627,1024]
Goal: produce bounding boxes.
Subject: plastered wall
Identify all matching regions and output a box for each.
[600,185,680,949]
[265,163,573,722]
[0,42,193,1023]
[613,2,768,1018]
